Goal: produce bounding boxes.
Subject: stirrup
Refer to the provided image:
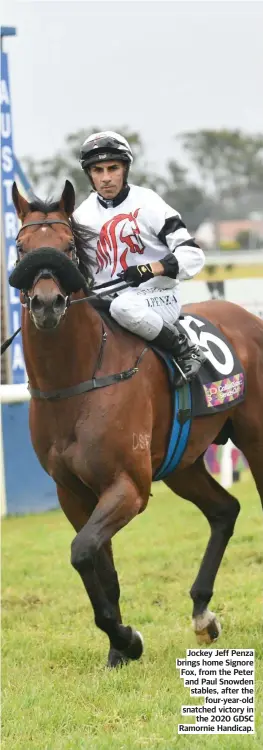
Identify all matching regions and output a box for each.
[171,357,188,385]
[178,352,203,379]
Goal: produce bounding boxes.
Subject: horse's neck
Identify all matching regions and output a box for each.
[22,301,103,390]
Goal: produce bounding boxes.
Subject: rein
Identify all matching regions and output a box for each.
[2,216,148,397]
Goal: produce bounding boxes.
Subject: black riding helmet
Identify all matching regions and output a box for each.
[79,131,133,187]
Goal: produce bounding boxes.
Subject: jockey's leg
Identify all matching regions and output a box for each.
[153,323,206,386]
[110,283,205,385]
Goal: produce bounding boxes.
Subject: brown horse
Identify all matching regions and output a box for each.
[10,180,263,668]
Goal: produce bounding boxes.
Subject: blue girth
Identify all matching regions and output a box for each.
[153,355,192,481]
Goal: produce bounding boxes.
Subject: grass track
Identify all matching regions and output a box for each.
[2,472,263,749]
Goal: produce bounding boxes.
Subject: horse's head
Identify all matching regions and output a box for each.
[10,180,91,330]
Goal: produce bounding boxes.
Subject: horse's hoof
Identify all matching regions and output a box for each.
[107,647,130,669]
[122,628,144,661]
[193,610,222,645]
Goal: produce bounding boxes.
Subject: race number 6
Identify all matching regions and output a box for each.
[180,315,234,376]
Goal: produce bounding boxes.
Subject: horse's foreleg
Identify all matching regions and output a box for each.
[70,474,146,663]
[165,457,240,644]
[56,484,130,667]
[95,542,130,668]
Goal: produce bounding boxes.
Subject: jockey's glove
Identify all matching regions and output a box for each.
[118,263,155,287]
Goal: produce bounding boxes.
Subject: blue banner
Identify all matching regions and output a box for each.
[1,50,26,383]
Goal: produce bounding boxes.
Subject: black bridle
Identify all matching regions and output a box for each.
[16,218,79,310]
[16,218,78,262]
[1,217,148,398]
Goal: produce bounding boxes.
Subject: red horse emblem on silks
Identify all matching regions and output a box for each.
[96,208,145,276]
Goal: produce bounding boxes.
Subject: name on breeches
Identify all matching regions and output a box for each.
[146,294,177,308]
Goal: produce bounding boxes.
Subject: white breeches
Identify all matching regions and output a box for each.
[110,278,181,341]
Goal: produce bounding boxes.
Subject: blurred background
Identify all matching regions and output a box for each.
[1,1,263,513]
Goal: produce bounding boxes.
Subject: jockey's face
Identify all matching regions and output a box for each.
[89,161,126,199]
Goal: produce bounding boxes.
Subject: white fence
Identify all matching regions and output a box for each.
[0,384,30,404]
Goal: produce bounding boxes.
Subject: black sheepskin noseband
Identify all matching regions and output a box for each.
[9,247,88,294]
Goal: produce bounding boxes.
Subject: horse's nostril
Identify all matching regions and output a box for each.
[53,294,66,311]
[31,295,44,313]
[30,292,66,321]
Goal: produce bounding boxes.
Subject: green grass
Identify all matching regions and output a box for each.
[2,472,263,749]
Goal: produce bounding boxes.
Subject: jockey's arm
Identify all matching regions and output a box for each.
[148,192,205,280]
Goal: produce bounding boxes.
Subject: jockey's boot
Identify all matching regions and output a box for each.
[152,323,206,387]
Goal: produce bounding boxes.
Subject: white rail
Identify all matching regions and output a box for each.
[0,384,30,404]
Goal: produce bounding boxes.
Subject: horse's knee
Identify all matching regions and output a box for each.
[71,531,97,574]
[209,498,240,537]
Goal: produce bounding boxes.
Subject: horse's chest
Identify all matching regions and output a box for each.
[43,434,99,486]
[39,440,64,471]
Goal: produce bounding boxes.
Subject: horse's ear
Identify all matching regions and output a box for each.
[12,182,30,221]
[59,180,75,217]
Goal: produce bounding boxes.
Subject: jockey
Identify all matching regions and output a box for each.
[74,130,206,385]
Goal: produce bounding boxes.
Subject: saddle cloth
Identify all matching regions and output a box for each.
[152,314,245,481]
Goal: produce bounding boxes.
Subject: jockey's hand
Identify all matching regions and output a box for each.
[118,263,155,287]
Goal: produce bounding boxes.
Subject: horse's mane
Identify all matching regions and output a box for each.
[28,197,96,286]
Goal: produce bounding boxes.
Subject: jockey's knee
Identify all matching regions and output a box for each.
[110,294,164,339]
[110,295,146,333]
